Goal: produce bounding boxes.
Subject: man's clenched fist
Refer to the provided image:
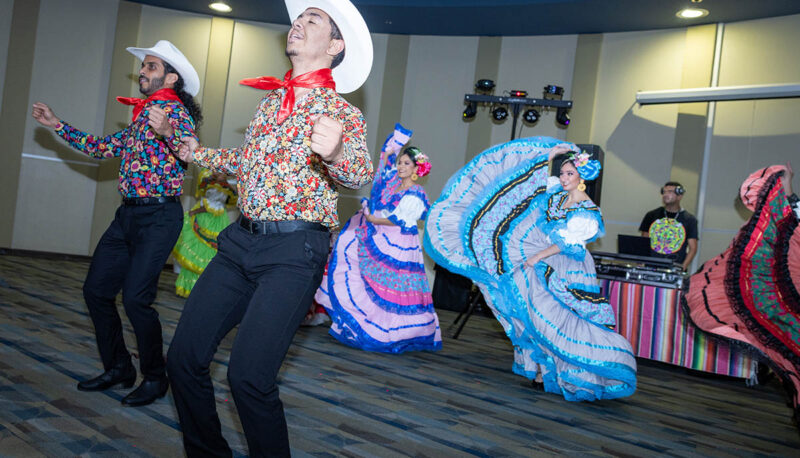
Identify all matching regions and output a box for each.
[177,137,199,163]
[148,107,174,137]
[310,115,344,163]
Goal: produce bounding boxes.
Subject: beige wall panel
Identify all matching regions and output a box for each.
[0,0,14,114]
[371,33,410,156]
[705,102,762,225]
[24,0,118,161]
[13,158,99,254]
[400,35,479,204]
[669,24,716,216]
[491,34,578,145]
[747,99,800,164]
[702,99,800,258]
[219,20,289,149]
[700,14,800,261]
[567,33,603,144]
[718,14,800,87]
[400,35,478,276]
[338,33,389,210]
[350,33,388,170]
[15,0,120,253]
[463,36,501,162]
[176,16,234,225]
[199,16,235,148]
[697,231,738,267]
[588,28,686,252]
[0,0,39,247]
[338,32,386,155]
[132,5,212,101]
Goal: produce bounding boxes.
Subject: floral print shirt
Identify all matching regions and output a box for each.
[193,87,373,229]
[55,100,195,198]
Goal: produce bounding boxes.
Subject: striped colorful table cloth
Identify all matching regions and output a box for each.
[600,279,754,379]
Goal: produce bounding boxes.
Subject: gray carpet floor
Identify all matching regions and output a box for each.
[1,254,798,457]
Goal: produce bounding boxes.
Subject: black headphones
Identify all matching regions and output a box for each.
[661,183,685,196]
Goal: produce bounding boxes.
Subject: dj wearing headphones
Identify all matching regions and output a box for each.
[638,181,698,270]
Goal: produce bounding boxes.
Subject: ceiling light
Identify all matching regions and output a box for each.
[677,8,709,19]
[209,2,232,13]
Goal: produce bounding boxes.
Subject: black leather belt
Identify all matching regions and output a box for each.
[238,216,328,234]
[122,196,180,206]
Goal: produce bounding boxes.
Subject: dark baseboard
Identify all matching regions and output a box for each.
[0,247,176,270]
[0,247,93,263]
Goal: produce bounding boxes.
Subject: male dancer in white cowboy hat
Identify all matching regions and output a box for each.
[31,40,201,407]
[167,0,373,455]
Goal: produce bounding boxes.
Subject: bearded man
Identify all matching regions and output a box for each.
[32,40,202,407]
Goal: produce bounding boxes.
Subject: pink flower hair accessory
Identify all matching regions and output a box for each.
[404,146,432,177]
[417,160,432,177]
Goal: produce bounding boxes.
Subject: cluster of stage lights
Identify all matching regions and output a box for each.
[462,80,571,127]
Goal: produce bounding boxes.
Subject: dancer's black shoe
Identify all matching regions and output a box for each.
[121,377,169,407]
[77,363,136,391]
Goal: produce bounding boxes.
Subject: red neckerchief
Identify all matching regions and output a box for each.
[239,68,336,124]
[116,88,182,122]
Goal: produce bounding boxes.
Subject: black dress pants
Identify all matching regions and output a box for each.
[83,201,183,379]
[167,223,329,457]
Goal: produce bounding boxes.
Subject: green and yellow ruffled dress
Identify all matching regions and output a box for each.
[172,171,237,297]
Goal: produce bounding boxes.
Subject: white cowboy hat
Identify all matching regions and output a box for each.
[285,0,373,94]
[126,40,201,97]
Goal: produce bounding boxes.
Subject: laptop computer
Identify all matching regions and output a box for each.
[617,234,652,257]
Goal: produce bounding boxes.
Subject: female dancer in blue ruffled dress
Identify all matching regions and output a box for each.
[425,137,636,401]
[315,124,442,353]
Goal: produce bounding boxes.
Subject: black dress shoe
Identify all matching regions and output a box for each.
[77,364,137,391]
[121,378,169,407]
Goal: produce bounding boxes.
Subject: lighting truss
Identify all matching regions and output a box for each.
[464,94,574,140]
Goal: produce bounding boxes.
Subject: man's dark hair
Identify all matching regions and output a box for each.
[329,17,345,69]
[163,62,203,126]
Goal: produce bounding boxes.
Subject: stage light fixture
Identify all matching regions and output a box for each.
[475,79,496,91]
[523,108,540,124]
[556,108,571,127]
[543,85,564,98]
[509,90,528,97]
[462,102,477,120]
[492,105,508,121]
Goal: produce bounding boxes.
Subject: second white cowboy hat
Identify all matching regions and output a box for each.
[285,0,373,94]
[126,40,201,97]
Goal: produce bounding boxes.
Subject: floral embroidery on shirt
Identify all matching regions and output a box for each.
[56,100,196,197]
[193,87,373,228]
